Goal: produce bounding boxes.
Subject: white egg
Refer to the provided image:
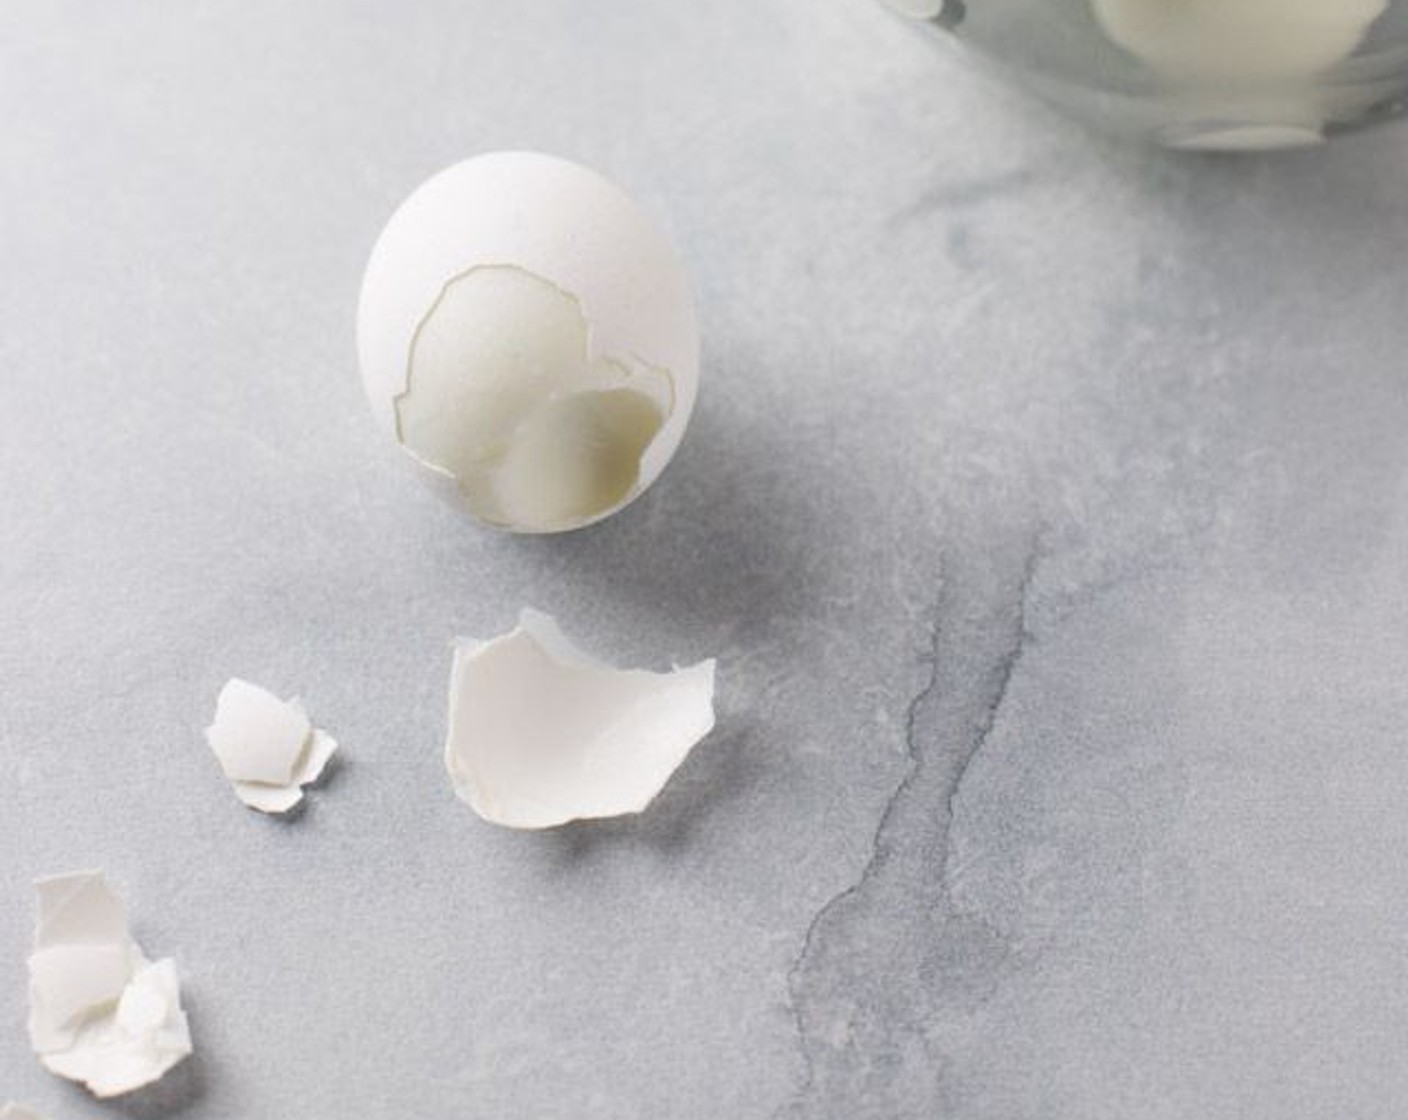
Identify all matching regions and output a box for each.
[357,151,700,533]
[1089,0,1387,83]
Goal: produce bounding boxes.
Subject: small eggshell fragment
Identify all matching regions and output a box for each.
[26,872,192,1099]
[444,609,716,829]
[1,1104,50,1120]
[28,944,132,1034]
[204,679,338,814]
[205,678,309,785]
[357,151,700,533]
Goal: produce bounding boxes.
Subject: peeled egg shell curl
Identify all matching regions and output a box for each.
[357,151,700,532]
[444,609,716,829]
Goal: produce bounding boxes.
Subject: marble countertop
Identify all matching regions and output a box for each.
[3,2,1407,1117]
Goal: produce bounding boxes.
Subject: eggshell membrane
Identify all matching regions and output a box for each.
[357,151,699,529]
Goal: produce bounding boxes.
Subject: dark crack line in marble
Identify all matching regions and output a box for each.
[779,599,948,1111]
[940,541,1038,876]
[777,534,1041,1118]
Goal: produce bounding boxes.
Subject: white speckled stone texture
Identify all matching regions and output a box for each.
[2,2,1407,1117]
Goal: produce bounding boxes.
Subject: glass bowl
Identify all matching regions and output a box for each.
[885,0,1408,149]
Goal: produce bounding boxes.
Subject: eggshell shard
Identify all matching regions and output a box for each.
[1,1104,50,1120]
[357,151,699,533]
[205,678,308,784]
[444,609,716,829]
[27,872,192,1099]
[204,679,338,814]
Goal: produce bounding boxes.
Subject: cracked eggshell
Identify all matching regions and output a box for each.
[357,151,700,533]
[444,609,716,829]
[1,1105,50,1120]
[204,679,338,814]
[27,872,192,1099]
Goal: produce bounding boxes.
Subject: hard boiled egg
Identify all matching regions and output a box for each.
[357,152,700,533]
[1089,0,1387,84]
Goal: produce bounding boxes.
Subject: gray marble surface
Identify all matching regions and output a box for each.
[3,2,1408,1117]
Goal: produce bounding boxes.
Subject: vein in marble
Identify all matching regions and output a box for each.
[783,524,1039,1118]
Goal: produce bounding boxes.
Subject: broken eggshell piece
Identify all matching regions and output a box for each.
[27,871,192,1099]
[205,678,338,813]
[356,151,700,533]
[445,610,716,829]
[0,1105,50,1120]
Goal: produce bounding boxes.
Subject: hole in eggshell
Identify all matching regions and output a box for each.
[490,387,663,530]
[393,264,675,533]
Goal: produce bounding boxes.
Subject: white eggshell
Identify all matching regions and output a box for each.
[204,678,310,785]
[443,608,716,829]
[204,679,338,814]
[26,872,192,1099]
[357,151,700,533]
